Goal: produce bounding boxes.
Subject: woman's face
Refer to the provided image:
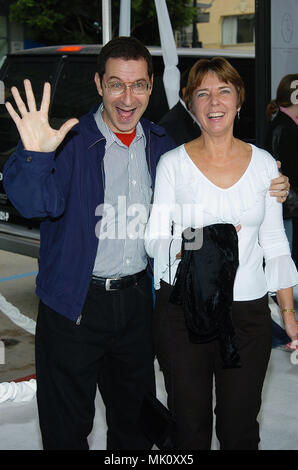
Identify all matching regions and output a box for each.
[191,71,239,137]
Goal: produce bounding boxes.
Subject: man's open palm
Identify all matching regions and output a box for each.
[5,79,79,153]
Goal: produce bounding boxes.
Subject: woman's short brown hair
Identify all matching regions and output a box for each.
[184,57,245,111]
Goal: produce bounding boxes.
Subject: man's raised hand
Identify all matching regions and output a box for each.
[5,79,79,153]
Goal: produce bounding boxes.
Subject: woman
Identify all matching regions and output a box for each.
[265,74,298,265]
[145,58,298,450]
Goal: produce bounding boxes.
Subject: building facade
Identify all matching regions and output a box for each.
[197,0,255,50]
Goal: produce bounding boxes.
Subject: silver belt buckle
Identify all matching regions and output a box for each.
[105,278,118,291]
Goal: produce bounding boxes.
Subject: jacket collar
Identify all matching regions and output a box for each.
[279,107,298,126]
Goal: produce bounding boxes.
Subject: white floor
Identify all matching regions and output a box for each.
[0,349,297,451]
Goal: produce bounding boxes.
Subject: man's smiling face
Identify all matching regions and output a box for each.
[94,57,153,134]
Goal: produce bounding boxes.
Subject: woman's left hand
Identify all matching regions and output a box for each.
[284,319,298,348]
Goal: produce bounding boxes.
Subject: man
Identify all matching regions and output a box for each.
[3,37,289,450]
[3,37,175,450]
[159,68,201,145]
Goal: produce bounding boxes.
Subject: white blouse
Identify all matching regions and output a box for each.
[144,144,298,300]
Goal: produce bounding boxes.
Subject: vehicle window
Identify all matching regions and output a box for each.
[50,58,100,127]
[143,56,169,123]
[0,57,59,159]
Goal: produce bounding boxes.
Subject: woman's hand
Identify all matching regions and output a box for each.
[277,289,298,348]
[283,313,298,348]
[5,79,79,153]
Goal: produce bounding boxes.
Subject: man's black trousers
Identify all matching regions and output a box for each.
[35,273,155,450]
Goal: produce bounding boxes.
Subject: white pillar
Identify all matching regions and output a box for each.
[154,0,180,109]
[271,0,298,98]
[102,0,112,45]
[0,339,4,365]
[119,0,131,36]
[0,81,4,105]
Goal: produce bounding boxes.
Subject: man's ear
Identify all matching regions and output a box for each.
[94,72,103,97]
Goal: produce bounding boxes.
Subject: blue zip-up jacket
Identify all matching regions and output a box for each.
[3,105,176,322]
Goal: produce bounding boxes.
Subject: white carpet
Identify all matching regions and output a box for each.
[0,350,297,451]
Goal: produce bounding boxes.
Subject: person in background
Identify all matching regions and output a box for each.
[265,73,298,266]
[145,57,298,450]
[3,36,176,450]
[265,73,298,351]
[158,68,201,145]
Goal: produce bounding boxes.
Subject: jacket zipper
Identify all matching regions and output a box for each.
[147,130,153,184]
[147,130,154,275]
[77,137,105,327]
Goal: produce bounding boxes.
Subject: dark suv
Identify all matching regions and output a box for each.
[0,45,255,257]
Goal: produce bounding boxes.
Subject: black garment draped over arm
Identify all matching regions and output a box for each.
[169,224,241,369]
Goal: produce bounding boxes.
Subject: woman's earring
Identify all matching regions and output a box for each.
[237,109,240,120]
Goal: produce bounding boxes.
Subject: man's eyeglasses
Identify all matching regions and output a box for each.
[104,80,151,96]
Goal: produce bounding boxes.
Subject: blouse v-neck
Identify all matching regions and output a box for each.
[182,144,254,192]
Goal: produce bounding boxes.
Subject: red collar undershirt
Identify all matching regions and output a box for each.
[115,128,136,147]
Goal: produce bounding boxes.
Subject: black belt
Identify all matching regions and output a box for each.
[91,270,146,291]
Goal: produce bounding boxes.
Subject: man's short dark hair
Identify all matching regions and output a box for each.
[97,36,153,84]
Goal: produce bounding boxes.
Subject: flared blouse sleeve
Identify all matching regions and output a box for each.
[258,154,298,292]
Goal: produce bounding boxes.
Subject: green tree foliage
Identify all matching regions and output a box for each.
[9,0,102,45]
[127,0,196,45]
[9,0,196,46]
